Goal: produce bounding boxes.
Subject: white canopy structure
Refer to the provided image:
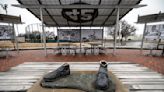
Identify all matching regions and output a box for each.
[13,0,145,56]
[137,12,164,54]
[0,14,22,56]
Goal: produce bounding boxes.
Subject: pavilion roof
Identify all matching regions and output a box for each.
[16,0,143,27]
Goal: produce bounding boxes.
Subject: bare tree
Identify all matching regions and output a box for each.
[121,21,136,45]
[106,20,136,45]
[106,27,115,38]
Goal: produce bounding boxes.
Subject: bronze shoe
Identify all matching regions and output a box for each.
[43,63,70,82]
[95,60,109,90]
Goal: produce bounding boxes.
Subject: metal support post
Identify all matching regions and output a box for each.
[80,9,82,54]
[57,27,59,47]
[102,27,104,47]
[12,23,19,53]
[140,23,147,54]
[113,7,119,55]
[80,26,82,54]
[16,24,19,53]
[40,7,47,56]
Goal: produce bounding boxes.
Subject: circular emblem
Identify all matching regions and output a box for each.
[62,1,98,23]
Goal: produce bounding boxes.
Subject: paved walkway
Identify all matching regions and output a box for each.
[0,49,164,74]
[0,62,163,92]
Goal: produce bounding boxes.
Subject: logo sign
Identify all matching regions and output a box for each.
[62,2,98,23]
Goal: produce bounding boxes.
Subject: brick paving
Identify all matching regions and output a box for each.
[0,49,164,74]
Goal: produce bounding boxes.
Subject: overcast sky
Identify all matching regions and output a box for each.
[0,0,164,35]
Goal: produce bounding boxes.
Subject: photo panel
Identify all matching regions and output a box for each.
[81,29,103,42]
[58,29,80,42]
[0,25,14,40]
[145,25,160,36]
[57,29,103,42]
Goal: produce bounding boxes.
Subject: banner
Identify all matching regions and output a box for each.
[58,29,80,42]
[159,24,164,39]
[81,29,103,42]
[0,25,14,40]
[58,29,103,42]
[145,24,164,40]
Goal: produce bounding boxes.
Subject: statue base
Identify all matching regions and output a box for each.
[28,71,128,92]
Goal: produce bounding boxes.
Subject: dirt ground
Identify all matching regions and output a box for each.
[0,49,164,74]
[0,41,58,48]
[0,41,94,49]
